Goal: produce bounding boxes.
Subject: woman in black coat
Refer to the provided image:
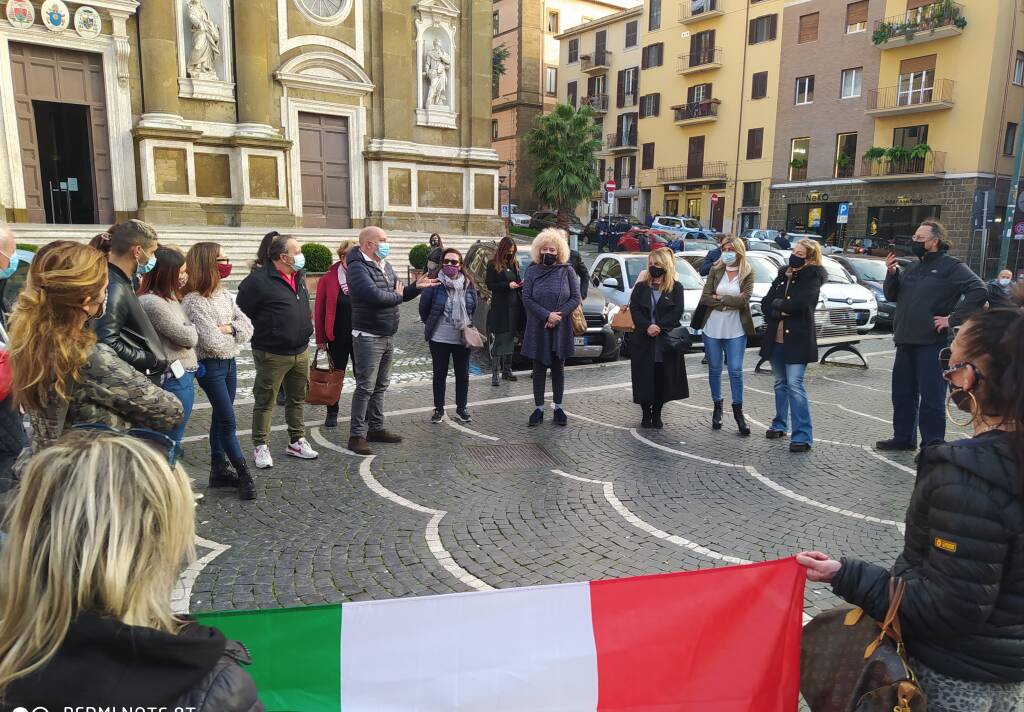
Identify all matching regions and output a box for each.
[759,239,827,452]
[798,308,1024,710]
[629,247,688,429]
[485,236,523,386]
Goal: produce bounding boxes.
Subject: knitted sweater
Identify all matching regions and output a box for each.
[139,295,199,371]
[181,288,254,361]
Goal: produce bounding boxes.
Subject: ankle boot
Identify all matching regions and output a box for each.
[325,403,339,428]
[232,458,257,501]
[491,359,501,386]
[712,400,724,430]
[501,357,518,382]
[209,455,239,488]
[651,403,664,429]
[640,403,652,429]
[732,403,751,436]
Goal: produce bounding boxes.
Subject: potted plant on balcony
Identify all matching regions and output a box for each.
[872,22,892,45]
[835,154,853,176]
[863,146,887,161]
[301,242,333,295]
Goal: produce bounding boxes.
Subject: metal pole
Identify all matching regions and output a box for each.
[979,189,990,277]
[999,103,1024,271]
[47,181,55,224]
[66,181,73,225]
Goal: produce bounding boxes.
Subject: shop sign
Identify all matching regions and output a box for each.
[5,0,34,28]
[74,6,101,38]
[41,0,69,32]
[806,190,829,202]
[885,195,923,206]
[666,184,683,193]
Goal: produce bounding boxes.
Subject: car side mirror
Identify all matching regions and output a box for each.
[602,277,623,291]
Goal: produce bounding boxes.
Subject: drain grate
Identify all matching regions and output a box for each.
[464,443,559,472]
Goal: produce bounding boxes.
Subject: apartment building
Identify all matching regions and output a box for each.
[492,0,637,212]
[768,0,1024,271]
[556,6,646,221]
[635,0,786,234]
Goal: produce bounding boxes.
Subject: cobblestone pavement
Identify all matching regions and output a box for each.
[177,333,922,626]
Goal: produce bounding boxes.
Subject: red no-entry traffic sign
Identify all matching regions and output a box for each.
[605,180,617,192]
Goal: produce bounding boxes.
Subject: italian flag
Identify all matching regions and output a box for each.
[197,558,805,711]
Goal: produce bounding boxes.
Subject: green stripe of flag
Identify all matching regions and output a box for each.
[196,603,342,712]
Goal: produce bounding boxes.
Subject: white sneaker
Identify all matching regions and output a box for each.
[286,437,319,460]
[253,444,274,469]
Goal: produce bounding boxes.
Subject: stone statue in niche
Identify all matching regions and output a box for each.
[186,0,221,81]
[423,37,450,107]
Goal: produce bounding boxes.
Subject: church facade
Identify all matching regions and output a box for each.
[0,0,502,234]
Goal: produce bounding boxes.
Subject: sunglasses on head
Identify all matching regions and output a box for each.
[442,259,461,266]
[72,424,180,467]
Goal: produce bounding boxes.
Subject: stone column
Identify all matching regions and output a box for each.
[138,0,180,116]
[234,0,275,131]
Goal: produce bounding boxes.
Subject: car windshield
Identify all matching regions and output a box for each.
[747,256,778,283]
[847,258,887,282]
[659,218,681,228]
[622,257,702,289]
[821,258,853,284]
[682,218,701,229]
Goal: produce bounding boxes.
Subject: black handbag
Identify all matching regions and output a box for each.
[666,326,693,351]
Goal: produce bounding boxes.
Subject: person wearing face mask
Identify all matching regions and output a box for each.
[797,308,1024,709]
[138,247,199,456]
[628,247,688,429]
[485,236,524,386]
[0,227,20,330]
[985,268,1016,309]
[697,236,754,435]
[91,220,169,384]
[314,239,359,429]
[759,239,827,452]
[425,233,445,278]
[419,248,478,424]
[521,229,582,427]
[878,219,987,452]
[345,227,439,455]
[8,243,182,452]
[236,234,319,469]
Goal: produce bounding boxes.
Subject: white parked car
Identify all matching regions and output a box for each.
[785,232,843,255]
[509,203,532,227]
[678,251,781,338]
[651,215,712,240]
[761,251,877,333]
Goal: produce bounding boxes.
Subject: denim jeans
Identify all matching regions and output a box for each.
[429,340,470,409]
[251,349,309,446]
[891,343,947,447]
[769,351,812,445]
[161,371,195,453]
[196,358,243,463]
[350,335,394,438]
[703,334,746,404]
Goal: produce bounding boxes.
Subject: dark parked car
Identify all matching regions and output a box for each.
[832,254,894,329]
[463,240,619,362]
[529,211,584,236]
[616,228,672,252]
[843,236,911,258]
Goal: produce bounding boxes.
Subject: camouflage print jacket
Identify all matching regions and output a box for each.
[28,343,184,452]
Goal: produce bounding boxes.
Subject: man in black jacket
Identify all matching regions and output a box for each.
[93,220,168,385]
[236,234,318,469]
[346,227,437,455]
[877,219,986,451]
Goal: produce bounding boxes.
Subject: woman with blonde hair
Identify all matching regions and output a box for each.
[759,238,827,452]
[8,242,182,451]
[697,235,754,435]
[181,242,256,500]
[314,239,359,428]
[0,429,262,709]
[629,247,688,428]
[521,229,581,426]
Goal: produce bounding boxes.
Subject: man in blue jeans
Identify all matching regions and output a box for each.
[876,219,986,451]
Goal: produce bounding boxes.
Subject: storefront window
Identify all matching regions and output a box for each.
[866,204,941,251]
[664,198,679,216]
[739,212,760,233]
[686,197,702,219]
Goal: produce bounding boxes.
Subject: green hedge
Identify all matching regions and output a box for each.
[301,243,333,273]
[408,244,431,270]
[15,243,38,253]
[510,226,539,238]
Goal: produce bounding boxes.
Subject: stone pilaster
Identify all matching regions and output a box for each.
[234,0,277,132]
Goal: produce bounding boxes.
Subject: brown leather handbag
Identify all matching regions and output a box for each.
[610,306,634,332]
[801,578,927,712]
[306,348,344,406]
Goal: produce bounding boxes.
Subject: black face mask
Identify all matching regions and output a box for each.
[788,255,806,269]
[649,265,666,278]
[911,242,928,258]
[541,253,557,266]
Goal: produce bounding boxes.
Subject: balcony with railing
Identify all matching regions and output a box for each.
[657,161,728,183]
[583,94,609,114]
[606,132,638,152]
[872,1,965,48]
[676,46,723,75]
[672,99,720,125]
[580,50,613,73]
[867,78,953,117]
[861,150,947,181]
[679,0,722,24]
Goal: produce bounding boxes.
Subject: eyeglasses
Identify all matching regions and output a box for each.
[442,259,461,266]
[71,424,180,467]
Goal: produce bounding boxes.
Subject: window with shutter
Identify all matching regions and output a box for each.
[1015,52,1024,86]
[642,142,655,170]
[568,38,579,63]
[746,128,764,160]
[846,1,868,33]
[906,0,932,9]
[798,13,819,43]
[687,136,705,179]
[898,54,937,75]
[749,15,777,44]
[654,94,661,116]
[625,20,638,48]
[616,70,626,108]
[568,81,578,108]
[649,0,661,31]
[752,71,768,99]
[657,43,664,66]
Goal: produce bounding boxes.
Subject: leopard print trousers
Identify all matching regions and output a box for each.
[912,658,1024,712]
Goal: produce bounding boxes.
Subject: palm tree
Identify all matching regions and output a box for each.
[526,102,602,230]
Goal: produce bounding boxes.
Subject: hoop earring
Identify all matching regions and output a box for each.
[945,389,977,428]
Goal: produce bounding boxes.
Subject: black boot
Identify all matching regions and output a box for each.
[501,357,518,382]
[651,403,664,429]
[640,403,652,429]
[232,458,257,501]
[209,454,239,488]
[711,400,724,430]
[732,403,751,437]
[491,359,501,386]
[325,403,339,428]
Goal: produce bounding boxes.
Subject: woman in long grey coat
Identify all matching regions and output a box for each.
[521,229,581,427]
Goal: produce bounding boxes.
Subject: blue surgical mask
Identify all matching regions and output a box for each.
[0,251,19,280]
[136,251,157,276]
[377,243,391,260]
[998,278,1011,286]
[290,252,306,271]
[721,252,737,266]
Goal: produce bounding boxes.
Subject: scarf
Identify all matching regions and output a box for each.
[438,271,469,330]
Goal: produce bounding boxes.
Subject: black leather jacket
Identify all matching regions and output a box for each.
[93,264,167,383]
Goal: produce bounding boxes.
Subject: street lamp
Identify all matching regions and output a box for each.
[499,160,514,235]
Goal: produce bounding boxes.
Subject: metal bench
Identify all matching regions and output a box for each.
[754,333,890,373]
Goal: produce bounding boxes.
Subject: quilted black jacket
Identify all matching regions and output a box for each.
[832,431,1024,682]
